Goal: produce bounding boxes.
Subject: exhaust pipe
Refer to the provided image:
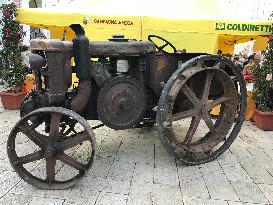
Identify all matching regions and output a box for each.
[69,24,91,112]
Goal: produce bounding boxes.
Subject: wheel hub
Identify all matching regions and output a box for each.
[200,103,208,115]
[119,98,131,111]
[44,146,56,159]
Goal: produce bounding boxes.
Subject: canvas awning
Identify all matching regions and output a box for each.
[17,8,273,54]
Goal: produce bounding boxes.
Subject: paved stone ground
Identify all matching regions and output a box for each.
[0,99,273,205]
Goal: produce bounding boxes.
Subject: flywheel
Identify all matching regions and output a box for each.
[97,76,147,130]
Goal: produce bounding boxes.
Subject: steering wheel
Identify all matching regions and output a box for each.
[148,35,177,53]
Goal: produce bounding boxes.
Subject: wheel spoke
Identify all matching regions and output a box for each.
[202,113,216,133]
[206,96,236,111]
[49,113,62,142]
[63,126,76,135]
[46,158,56,183]
[60,123,76,136]
[172,108,198,121]
[181,84,201,106]
[202,71,214,101]
[58,131,89,151]
[63,127,73,135]
[18,124,46,148]
[58,153,87,172]
[184,116,201,145]
[14,150,43,165]
[60,126,66,135]
[28,121,41,130]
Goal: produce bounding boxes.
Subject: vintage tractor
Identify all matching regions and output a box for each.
[7,24,246,189]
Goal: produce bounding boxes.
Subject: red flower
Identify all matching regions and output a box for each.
[243,69,257,82]
[21,86,27,92]
[269,35,273,41]
[2,9,10,17]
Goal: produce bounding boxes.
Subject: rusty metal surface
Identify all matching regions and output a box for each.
[70,81,91,112]
[7,107,96,190]
[147,53,208,96]
[30,39,156,57]
[156,55,247,165]
[44,52,70,104]
[30,39,71,52]
[91,41,156,56]
[148,54,180,95]
[28,53,46,70]
[91,62,112,87]
[97,76,146,130]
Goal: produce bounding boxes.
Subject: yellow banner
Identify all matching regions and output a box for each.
[143,17,273,35]
[17,8,142,40]
[16,8,273,54]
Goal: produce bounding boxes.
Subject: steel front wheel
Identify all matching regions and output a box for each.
[157,55,246,165]
[7,107,96,189]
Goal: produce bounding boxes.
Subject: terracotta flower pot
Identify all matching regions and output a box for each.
[253,109,273,131]
[0,91,26,110]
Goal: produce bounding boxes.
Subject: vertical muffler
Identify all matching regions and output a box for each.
[69,24,91,112]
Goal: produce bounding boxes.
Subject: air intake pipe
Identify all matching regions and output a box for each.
[69,24,91,112]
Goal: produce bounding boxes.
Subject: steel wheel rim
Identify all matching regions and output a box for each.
[157,55,247,165]
[7,107,96,189]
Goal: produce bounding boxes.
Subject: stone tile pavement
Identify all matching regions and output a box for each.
[0,101,273,205]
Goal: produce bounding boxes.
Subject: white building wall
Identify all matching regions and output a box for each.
[221,0,273,20]
[21,0,50,41]
[20,0,30,45]
[42,0,75,8]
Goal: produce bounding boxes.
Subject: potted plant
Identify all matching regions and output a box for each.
[0,3,27,110]
[252,34,273,130]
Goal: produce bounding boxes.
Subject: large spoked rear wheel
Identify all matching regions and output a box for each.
[7,107,96,189]
[157,55,246,165]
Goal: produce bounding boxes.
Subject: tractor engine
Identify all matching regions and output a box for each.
[21,25,157,130]
[21,24,92,116]
[83,34,158,129]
